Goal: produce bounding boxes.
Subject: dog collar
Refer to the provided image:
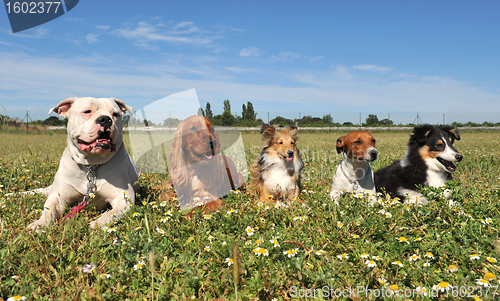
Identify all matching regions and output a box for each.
[339,157,359,191]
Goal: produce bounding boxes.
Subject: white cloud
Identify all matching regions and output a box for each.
[272,51,301,62]
[95,25,110,31]
[353,65,394,73]
[86,34,99,44]
[309,56,324,63]
[239,47,261,57]
[113,21,213,48]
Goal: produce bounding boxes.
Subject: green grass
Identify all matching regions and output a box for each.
[1,130,500,300]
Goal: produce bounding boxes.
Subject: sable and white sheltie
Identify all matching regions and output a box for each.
[374,124,463,204]
[251,124,304,203]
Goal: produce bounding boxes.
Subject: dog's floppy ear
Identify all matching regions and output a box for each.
[111,98,134,116]
[439,125,461,141]
[287,126,299,139]
[168,122,189,189]
[336,136,346,154]
[411,124,434,144]
[49,97,77,118]
[260,124,276,146]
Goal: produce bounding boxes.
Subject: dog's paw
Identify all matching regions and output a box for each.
[27,220,47,233]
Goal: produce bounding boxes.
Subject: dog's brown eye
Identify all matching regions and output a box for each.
[279,141,283,144]
[291,141,294,144]
[372,139,376,144]
[190,126,197,132]
[354,141,362,145]
[83,110,91,114]
[113,112,119,118]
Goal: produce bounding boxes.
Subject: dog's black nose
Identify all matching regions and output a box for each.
[369,149,378,161]
[455,153,463,162]
[207,139,217,149]
[287,150,294,158]
[96,116,112,129]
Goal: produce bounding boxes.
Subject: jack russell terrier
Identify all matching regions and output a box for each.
[330,131,378,205]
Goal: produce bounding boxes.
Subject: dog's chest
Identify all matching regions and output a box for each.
[425,169,448,187]
[261,157,299,192]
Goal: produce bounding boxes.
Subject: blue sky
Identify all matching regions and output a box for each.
[1,0,500,124]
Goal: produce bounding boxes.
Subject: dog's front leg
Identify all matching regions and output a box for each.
[90,189,134,229]
[27,194,65,232]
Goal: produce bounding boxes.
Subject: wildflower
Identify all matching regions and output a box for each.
[222,241,227,246]
[245,240,252,245]
[392,261,404,267]
[485,218,493,224]
[397,237,409,244]
[476,279,491,287]
[204,246,211,252]
[360,253,370,259]
[270,237,280,247]
[487,257,497,263]
[134,226,142,231]
[203,214,211,220]
[378,209,386,215]
[82,264,96,274]
[107,227,117,233]
[432,282,451,292]
[471,295,482,301]
[423,262,430,267]
[227,209,238,215]
[284,249,299,258]
[293,215,307,221]
[414,237,423,242]
[245,226,255,236]
[337,253,349,260]
[424,252,434,259]
[378,277,386,285]
[306,262,314,269]
[225,258,234,266]
[415,286,428,296]
[7,296,26,301]
[409,254,420,262]
[372,256,382,261]
[132,212,140,217]
[351,234,359,239]
[255,238,264,245]
[99,273,112,279]
[253,247,269,256]
[447,264,459,272]
[161,216,170,223]
[484,272,496,280]
[389,284,399,292]
[257,202,264,207]
[337,222,343,228]
[315,249,326,255]
[156,227,166,236]
[134,261,145,270]
[365,260,376,267]
[208,235,215,242]
[470,254,481,260]
[385,212,392,218]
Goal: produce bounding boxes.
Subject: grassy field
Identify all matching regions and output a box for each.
[1,129,500,300]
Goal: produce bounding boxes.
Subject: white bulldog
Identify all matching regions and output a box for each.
[27,97,138,232]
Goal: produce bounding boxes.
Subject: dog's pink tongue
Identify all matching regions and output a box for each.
[286,157,293,162]
[204,154,213,160]
[78,141,93,151]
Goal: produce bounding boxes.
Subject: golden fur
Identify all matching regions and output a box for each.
[251,124,304,203]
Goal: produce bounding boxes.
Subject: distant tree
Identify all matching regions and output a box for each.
[163,118,182,127]
[342,122,354,126]
[269,116,294,126]
[198,107,205,116]
[43,116,65,126]
[205,102,213,119]
[245,102,257,121]
[379,118,393,126]
[365,114,379,126]
[221,110,234,126]
[322,114,333,125]
[122,115,131,126]
[242,103,247,120]
[223,99,231,114]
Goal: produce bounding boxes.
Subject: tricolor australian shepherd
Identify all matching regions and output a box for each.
[251,124,304,203]
[374,124,463,205]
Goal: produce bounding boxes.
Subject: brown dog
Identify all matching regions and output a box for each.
[330,131,378,204]
[168,115,244,213]
[251,124,304,203]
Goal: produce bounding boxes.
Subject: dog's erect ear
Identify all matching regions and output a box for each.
[336,136,346,154]
[111,98,134,116]
[439,125,461,141]
[411,124,434,144]
[49,97,77,118]
[260,124,276,146]
[287,126,298,138]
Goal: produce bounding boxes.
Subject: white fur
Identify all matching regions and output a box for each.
[260,153,300,194]
[330,153,377,205]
